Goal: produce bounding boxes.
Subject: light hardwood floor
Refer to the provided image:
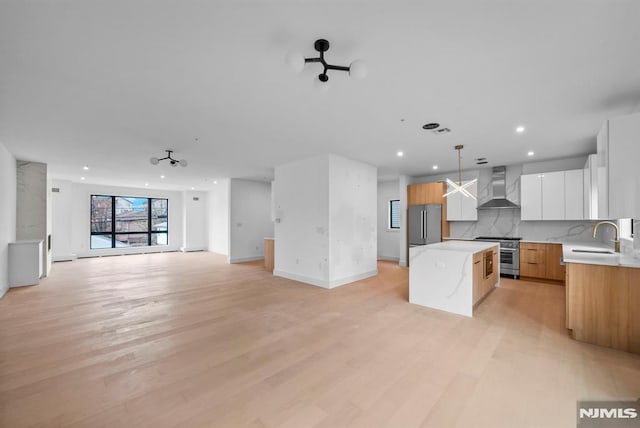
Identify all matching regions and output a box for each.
[1,252,639,427]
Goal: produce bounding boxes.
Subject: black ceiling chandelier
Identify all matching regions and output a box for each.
[150,150,188,167]
[286,39,367,86]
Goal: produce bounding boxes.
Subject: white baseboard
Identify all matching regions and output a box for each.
[273,270,331,288]
[329,270,378,288]
[52,254,77,262]
[399,260,408,267]
[180,247,206,252]
[377,256,400,262]
[273,269,378,289]
[228,256,264,264]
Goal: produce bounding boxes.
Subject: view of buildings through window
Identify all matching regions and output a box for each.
[90,195,168,249]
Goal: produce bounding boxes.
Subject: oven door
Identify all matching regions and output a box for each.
[500,247,519,275]
[484,250,493,278]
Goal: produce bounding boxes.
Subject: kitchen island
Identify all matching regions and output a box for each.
[409,241,499,317]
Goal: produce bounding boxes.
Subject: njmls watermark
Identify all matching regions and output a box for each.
[577,399,640,427]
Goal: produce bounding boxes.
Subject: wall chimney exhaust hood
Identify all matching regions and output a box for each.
[477,166,520,210]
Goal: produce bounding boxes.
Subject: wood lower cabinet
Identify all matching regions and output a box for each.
[473,247,499,305]
[472,254,483,305]
[264,238,274,272]
[520,242,565,284]
[544,244,565,281]
[566,262,640,354]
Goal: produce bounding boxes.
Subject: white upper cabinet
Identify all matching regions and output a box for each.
[446,180,478,221]
[596,121,609,219]
[541,171,565,220]
[564,169,584,220]
[521,174,542,220]
[607,113,640,219]
[521,169,584,221]
[583,154,598,220]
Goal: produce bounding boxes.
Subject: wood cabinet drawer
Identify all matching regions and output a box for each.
[521,261,546,278]
[519,242,564,283]
[521,247,545,264]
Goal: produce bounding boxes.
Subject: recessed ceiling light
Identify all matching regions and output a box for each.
[144,182,149,186]
[160,175,165,179]
[516,126,526,133]
[213,180,218,184]
[527,151,535,156]
[191,187,195,190]
[83,165,89,170]
[397,151,404,157]
[432,165,438,170]
[80,176,85,180]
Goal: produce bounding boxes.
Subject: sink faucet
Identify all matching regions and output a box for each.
[592,221,620,253]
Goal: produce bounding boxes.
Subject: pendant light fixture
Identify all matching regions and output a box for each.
[150,150,188,167]
[443,145,477,200]
[286,39,367,88]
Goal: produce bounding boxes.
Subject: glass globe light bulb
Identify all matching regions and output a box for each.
[179,159,188,167]
[349,60,368,80]
[150,157,159,165]
[285,52,305,73]
[313,76,330,92]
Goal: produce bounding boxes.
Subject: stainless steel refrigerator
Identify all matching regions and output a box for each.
[408,204,442,246]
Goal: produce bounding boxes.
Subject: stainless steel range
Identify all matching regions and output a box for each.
[474,236,521,279]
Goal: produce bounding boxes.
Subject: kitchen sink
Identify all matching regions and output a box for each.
[571,249,615,254]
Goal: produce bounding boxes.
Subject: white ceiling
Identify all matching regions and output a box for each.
[1,0,639,190]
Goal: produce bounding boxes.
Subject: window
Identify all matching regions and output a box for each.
[389,199,400,229]
[90,195,168,249]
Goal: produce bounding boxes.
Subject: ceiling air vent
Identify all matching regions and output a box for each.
[433,127,451,134]
[51,187,60,193]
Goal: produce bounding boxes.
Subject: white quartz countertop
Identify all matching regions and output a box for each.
[412,241,498,254]
[562,242,640,269]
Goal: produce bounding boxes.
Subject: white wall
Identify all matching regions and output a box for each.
[274,155,331,285]
[228,179,273,263]
[377,180,400,261]
[274,154,377,288]
[16,161,50,275]
[207,179,230,255]
[51,180,75,261]
[328,155,377,285]
[0,143,17,298]
[62,183,185,257]
[182,191,208,251]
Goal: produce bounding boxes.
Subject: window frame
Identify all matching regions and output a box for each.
[90,194,169,249]
[388,199,400,230]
